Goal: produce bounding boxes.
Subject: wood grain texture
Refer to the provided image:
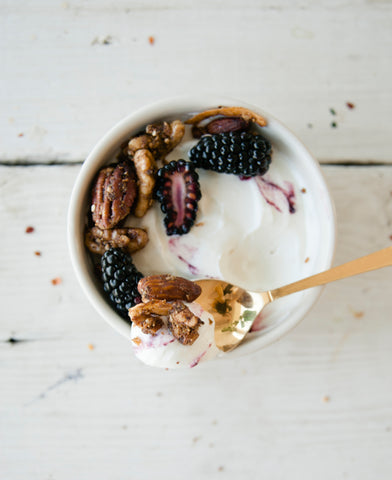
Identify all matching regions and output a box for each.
[1,1,392,163]
[1,164,392,479]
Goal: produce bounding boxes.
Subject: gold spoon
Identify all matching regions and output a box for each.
[195,246,392,352]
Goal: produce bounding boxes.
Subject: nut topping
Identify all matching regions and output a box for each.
[91,161,137,229]
[127,120,185,159]
[129,275,204,345]
[167,301,203,345]
[138,274,201,303]
[85,226,148,255]
[126,120,185,218]
[132,148,157,218]
[185,106,267,128]
[129,299,203,345]
[129,300,172,334]
[192,116,249,138]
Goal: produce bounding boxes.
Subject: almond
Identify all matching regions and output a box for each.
[191,116,249,138]
[206,116,249,134]
[138,274,201,303]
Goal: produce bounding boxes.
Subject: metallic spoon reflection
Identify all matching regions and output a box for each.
[195,246,392,352]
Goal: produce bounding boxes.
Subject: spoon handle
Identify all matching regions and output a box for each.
[269,245,392,301]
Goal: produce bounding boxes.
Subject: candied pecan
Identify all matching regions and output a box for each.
[167,301,203,346]
[85,226,148,255]
[91,161,137,229]
[133,148,157,218]
[138,275,201,303]
[185,106,267,128]
[127,120,185,158]
[129,300,172,335]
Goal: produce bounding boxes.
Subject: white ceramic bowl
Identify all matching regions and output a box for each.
[68,95,336,358]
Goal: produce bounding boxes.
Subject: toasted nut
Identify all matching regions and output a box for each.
[127,120,185,158]
[126,134,151,153]
[185,106,267,128]
[168,301,203,345]
[133,148,157,218]
[206,116,249,134]
[145,119,185,155]
[91,161,137,229]
[138,274,202,303]
[85,226,148,255]
[192,116,249,138]
[129,300,172,335]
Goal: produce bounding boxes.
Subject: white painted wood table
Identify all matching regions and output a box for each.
[1,2,392,479]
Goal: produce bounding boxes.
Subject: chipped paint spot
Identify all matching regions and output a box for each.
[26,368,84,405]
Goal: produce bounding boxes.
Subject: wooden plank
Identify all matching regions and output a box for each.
[1,164,392,479]
[1,1,392,163]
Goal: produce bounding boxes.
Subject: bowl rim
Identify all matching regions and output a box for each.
[67,94,336,356]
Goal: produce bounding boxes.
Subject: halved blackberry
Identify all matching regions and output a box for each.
[155,160,201,236]
[188,131,272,177]
[101,248,143,320]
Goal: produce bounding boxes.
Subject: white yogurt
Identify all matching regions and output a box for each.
[127,127,311,368]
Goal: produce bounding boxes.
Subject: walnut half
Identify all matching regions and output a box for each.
[127,120,185,159]
[129,300,172,335]
[167,301,203,346]
[85,226,148,255]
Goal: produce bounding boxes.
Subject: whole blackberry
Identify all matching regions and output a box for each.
[101,248,143,320]
[188,131,272,177]
[155,160,201,236]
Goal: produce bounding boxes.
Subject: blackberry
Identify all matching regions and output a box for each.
[101,248,143,320]
[188,131,272,177]
[155,160,201,236]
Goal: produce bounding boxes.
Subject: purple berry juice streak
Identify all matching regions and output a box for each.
[169,238,199,275]
[250,311,264,332]
[133,335,175,353]
[254,176,296,214]
[189,344,211,368]
[178,256,199,275]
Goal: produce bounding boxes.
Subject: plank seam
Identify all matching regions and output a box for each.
[0,160,84,166]
[0,160,392,167]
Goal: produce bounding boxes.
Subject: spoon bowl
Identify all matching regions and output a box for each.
[196,246,392,352]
